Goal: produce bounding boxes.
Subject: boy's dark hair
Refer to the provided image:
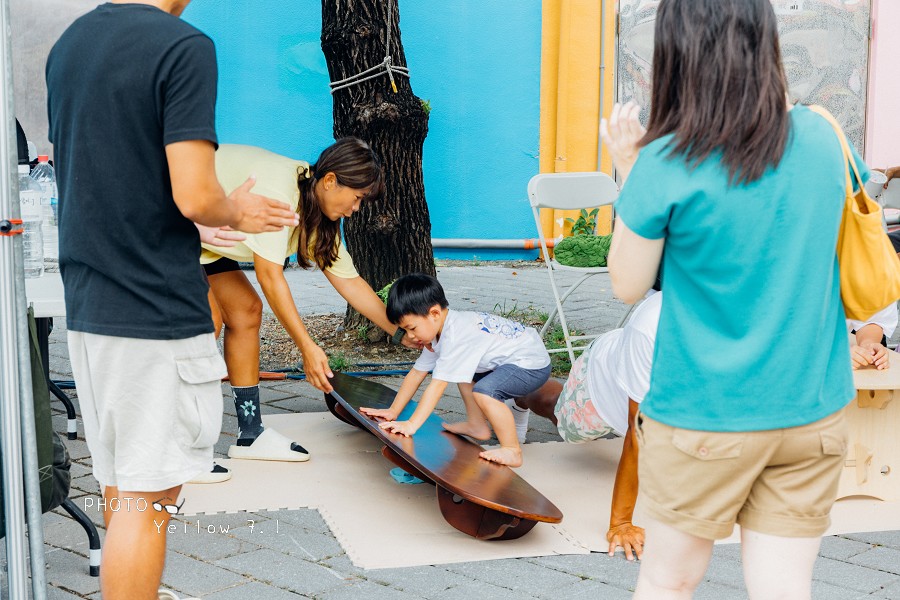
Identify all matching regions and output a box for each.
[386,273,449,324]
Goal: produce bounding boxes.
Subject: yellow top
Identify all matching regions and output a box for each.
[200,144,359,279]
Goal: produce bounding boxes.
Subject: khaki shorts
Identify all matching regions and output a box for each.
[69,331,226,492]
[553,346,619,443]
[635,408,848,540]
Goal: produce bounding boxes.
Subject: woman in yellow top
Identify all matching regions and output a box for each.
[199,138,409,470]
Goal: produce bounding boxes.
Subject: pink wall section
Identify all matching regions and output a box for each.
[866,0,900,167]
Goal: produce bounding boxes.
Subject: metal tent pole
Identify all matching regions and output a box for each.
[0,0,48,595]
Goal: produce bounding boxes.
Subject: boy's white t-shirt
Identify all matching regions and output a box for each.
[846,302,898,339]
[587,291,662,435]
[413,310,551,383]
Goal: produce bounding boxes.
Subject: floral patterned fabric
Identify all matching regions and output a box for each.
[553,346,620,443]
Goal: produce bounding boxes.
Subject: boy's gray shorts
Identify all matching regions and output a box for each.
[472,363,552,401]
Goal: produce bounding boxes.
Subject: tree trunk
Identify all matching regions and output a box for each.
[321,0,435,338]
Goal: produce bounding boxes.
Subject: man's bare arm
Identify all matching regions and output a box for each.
[607,399,644,561]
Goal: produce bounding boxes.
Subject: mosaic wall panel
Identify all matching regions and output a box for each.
[616,0,871,151]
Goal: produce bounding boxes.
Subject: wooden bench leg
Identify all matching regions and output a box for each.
[436,486,538,540]
[325,394,364,430]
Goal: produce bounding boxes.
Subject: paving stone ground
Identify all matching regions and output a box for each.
[3,263,900,599]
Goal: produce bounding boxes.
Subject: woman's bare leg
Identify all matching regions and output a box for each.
[634,517,714,599]
[742,529,820,600]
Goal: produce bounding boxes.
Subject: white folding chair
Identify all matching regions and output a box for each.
[528,171,623,363]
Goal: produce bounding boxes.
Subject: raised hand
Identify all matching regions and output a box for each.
[600,101,647,183]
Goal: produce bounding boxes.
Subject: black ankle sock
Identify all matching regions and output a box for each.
[233,385,263,442]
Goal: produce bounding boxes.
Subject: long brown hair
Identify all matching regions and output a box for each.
[293,137,384,270]
[642,0,789,185]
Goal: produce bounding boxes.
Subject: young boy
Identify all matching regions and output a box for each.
[360,273,551,467]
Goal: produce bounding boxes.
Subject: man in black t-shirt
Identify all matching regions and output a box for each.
[46,1,297,597]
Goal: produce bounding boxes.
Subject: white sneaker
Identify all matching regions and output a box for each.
[158,589,200,600]
[187,463,231,484]
[506,400,530,443]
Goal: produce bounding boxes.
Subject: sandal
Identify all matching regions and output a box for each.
[227,428,310,462]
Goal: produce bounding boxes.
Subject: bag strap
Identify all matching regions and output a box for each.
[807,105,867,205]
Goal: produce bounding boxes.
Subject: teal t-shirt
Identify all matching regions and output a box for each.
[615,105,868,432]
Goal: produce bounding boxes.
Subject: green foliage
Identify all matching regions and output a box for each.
[356,324,371,340]
[554,233,613,268]
[565,208,599,236]
[421,99,432,115]
[492,302,547,327]
[328,352,351,372]
[376,281,394,304]
[544,323,585,376]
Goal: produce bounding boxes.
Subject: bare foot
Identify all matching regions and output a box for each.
[479,446,523,467]
[442,420,491,440]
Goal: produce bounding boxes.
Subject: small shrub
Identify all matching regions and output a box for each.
[376,281,394,304]
[565,208,599,236]
[328,352,351,372]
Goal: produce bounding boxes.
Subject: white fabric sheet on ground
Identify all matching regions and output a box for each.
[179,413,900,569]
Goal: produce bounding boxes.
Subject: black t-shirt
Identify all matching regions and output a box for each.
[47,3,217,339]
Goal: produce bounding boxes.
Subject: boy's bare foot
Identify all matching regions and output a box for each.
[479,446,523,467]
[442,420,491,440]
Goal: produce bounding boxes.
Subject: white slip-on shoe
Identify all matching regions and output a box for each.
[158,589,200,600]
[228,428,310,462]
[506,400,530,443]
[187,462,231,484]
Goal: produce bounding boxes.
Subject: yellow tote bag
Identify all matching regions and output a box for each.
[809,105,900,321]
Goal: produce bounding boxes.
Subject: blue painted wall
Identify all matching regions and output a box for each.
[183,1,542,261]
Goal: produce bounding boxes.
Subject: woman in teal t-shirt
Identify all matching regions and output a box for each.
[601,0,866,597]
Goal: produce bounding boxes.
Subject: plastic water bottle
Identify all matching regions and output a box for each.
[31,155,58,262]
[18,164,44,278]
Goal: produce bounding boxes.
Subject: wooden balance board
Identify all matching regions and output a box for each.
[324,372,563,540]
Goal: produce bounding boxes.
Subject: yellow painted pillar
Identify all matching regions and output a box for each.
[538,0,617,242]
[597,0,618,235]
[538,0,562,243]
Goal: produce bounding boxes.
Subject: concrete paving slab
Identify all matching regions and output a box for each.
[538,578,634,600]
[202,581,309,599]
[446,558,581,595]
[848,546,900,575]
[314,580,423,600]
[812,556,899,594]
[159,551,249,598]
[364,565,471,598]
[214,548,349,597]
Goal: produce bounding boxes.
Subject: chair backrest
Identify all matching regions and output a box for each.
[527,172,619,210]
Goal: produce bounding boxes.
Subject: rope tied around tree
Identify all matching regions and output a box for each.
[328,0,409,94]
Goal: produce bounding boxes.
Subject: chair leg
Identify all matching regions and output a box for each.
[540,273,600,347]
[49,380,77,440]
[61,498,101,577]
[540,306,559,338]
[615,303,637,329]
